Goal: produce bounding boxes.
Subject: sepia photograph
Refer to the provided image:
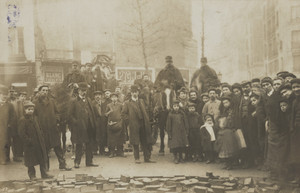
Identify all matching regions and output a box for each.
[0,0,300,192]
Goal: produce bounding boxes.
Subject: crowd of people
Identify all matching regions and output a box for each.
[0,57,299,185]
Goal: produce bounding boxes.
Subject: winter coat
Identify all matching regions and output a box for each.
[187,112,202,148]
[18,115,47,167]
[92,100,105,143]
[34,97,60,149]
[106,102,125,147]
[68,96,97,144]
[6,99,18,137]
[166,110,189,149]
[121,98,154,146]
[0,102,14,163]
[200,125,217,152]
[288,96,300,165]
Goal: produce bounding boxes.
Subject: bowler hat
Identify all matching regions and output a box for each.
[94,90,103,95]
[251,78,260,83]
[78,82,88,90]
[278,83,292,93]
[38,85,49,91]
[130,85,139,92]
[110,92,119,97]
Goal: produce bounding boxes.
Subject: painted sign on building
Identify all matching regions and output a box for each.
[116,67,155,85]
[43,66,63,84]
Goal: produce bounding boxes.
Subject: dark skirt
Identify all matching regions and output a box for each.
[216,129,239,159]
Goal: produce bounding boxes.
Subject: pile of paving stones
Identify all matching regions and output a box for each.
[0,172,299,193]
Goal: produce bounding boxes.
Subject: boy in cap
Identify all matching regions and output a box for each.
[106,92,125,158]
[186,102,203,162]
[18,101,53,180]
[166,100,189,164]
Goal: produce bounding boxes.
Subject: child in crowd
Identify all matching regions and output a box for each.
[18,101,53,180]
[166,100,189,164]
[187,102,203,162]
[200,114,217,164]
[106,92,125,158]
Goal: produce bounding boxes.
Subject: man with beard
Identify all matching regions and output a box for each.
[34,85,71,171]
[287,78,300,184]
[69,82,98,168]
[122,85,155,164]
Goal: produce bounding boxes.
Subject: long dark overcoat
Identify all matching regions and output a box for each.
[200,125,217,152]
[166,110,189,149]
[106,102,125,147]
[288,97,300,165]
[18,115,47,167]
[34,97,60,150]
[68,96,97,144]
[121,98,154,146]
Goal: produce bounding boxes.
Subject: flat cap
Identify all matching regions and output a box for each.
[23,101,35,108]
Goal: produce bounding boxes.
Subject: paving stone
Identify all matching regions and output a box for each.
[87,181,94,185]
[194,186,208,193]
[80,185,97,192]
[75,182,87,186]
[42,188,52,193]
[244,178,253,186]
[95,182,104,190]
[197,181,211,187]
[145,185,161,191]
[264,186,280,193]
[120,175,130,183]
[108,179,119,183]
[198,176,210,182]
[157,188,171,192]
[63,184,75,188]
[210,179,227,186]
[132,181,144,188]
[247,188,256,193]
[206,172,214,178]
[57,174,65,182]
[164,185,176,191]
[75,174,88,182]
[164,181,177,186]
[225,191,242,193]
[257,181,275,188]
[103,184,115,191]
[223,182,237,188]
[211,185,226,193]
[114,187,128,193]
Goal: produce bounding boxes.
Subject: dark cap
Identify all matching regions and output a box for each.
[178,87,188,93]
[104,89,111,93]
[173,99,180,105]
[241,80,251,87]
[78,82,88,90]
[94,90,103,95]
[130,85,139,92]
[278,83,292,93]
[290,78,300,85]
[200,92,209,98]
[189,88,198,94]
[286,73,297,79]
[261,77,273,85]
[221,94,231,101]
[187,102,196,107]
[19,92,27,96]
[221,83,232,90]
[277,71,289,78]
[38,85,49,91]
[232,83,243,91]
[203,114,214,122]
[23,101,35,108]
[207,87,217,93]
[251,78,260,83]
[201,57,207,63]
[110,92,119,97]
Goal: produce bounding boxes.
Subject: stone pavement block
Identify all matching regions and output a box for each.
[211,185,226,193]
[75,182,87,186]
[247,188,256,193]
[257,181,275,188]
[198,176,210,182]
[114,188,128,193]
[75,174,88,182]
[80,185,96,192]
[103,183,115,191]
[63,184,75,188]
[120,175,130,183]
[164,185,176,192]
[108,179,119,183]
[132,181,144,188]
[197,181,210,187]
[145,185,161,191]
[263,186,280,193]
[42,188,52,193]
[194,186,208,193]
[95,182,104,190]
[57,174,65,182]
[225,191,242,193]
[157,188,171,192]
[223,182,237,189]
[244,178,253,186]
[116,182,129,188]
[164,181,177,186]
[86,181,94,185]
[210,179,226,186]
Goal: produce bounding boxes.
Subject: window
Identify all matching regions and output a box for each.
[293,55,300,72]
[292,30,300,49]
[291,6,300,21]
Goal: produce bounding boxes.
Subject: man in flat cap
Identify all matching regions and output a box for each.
[69,82,98,168]
[63,61,86,91]
[122,85,155,164]
[34,85,71,171]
